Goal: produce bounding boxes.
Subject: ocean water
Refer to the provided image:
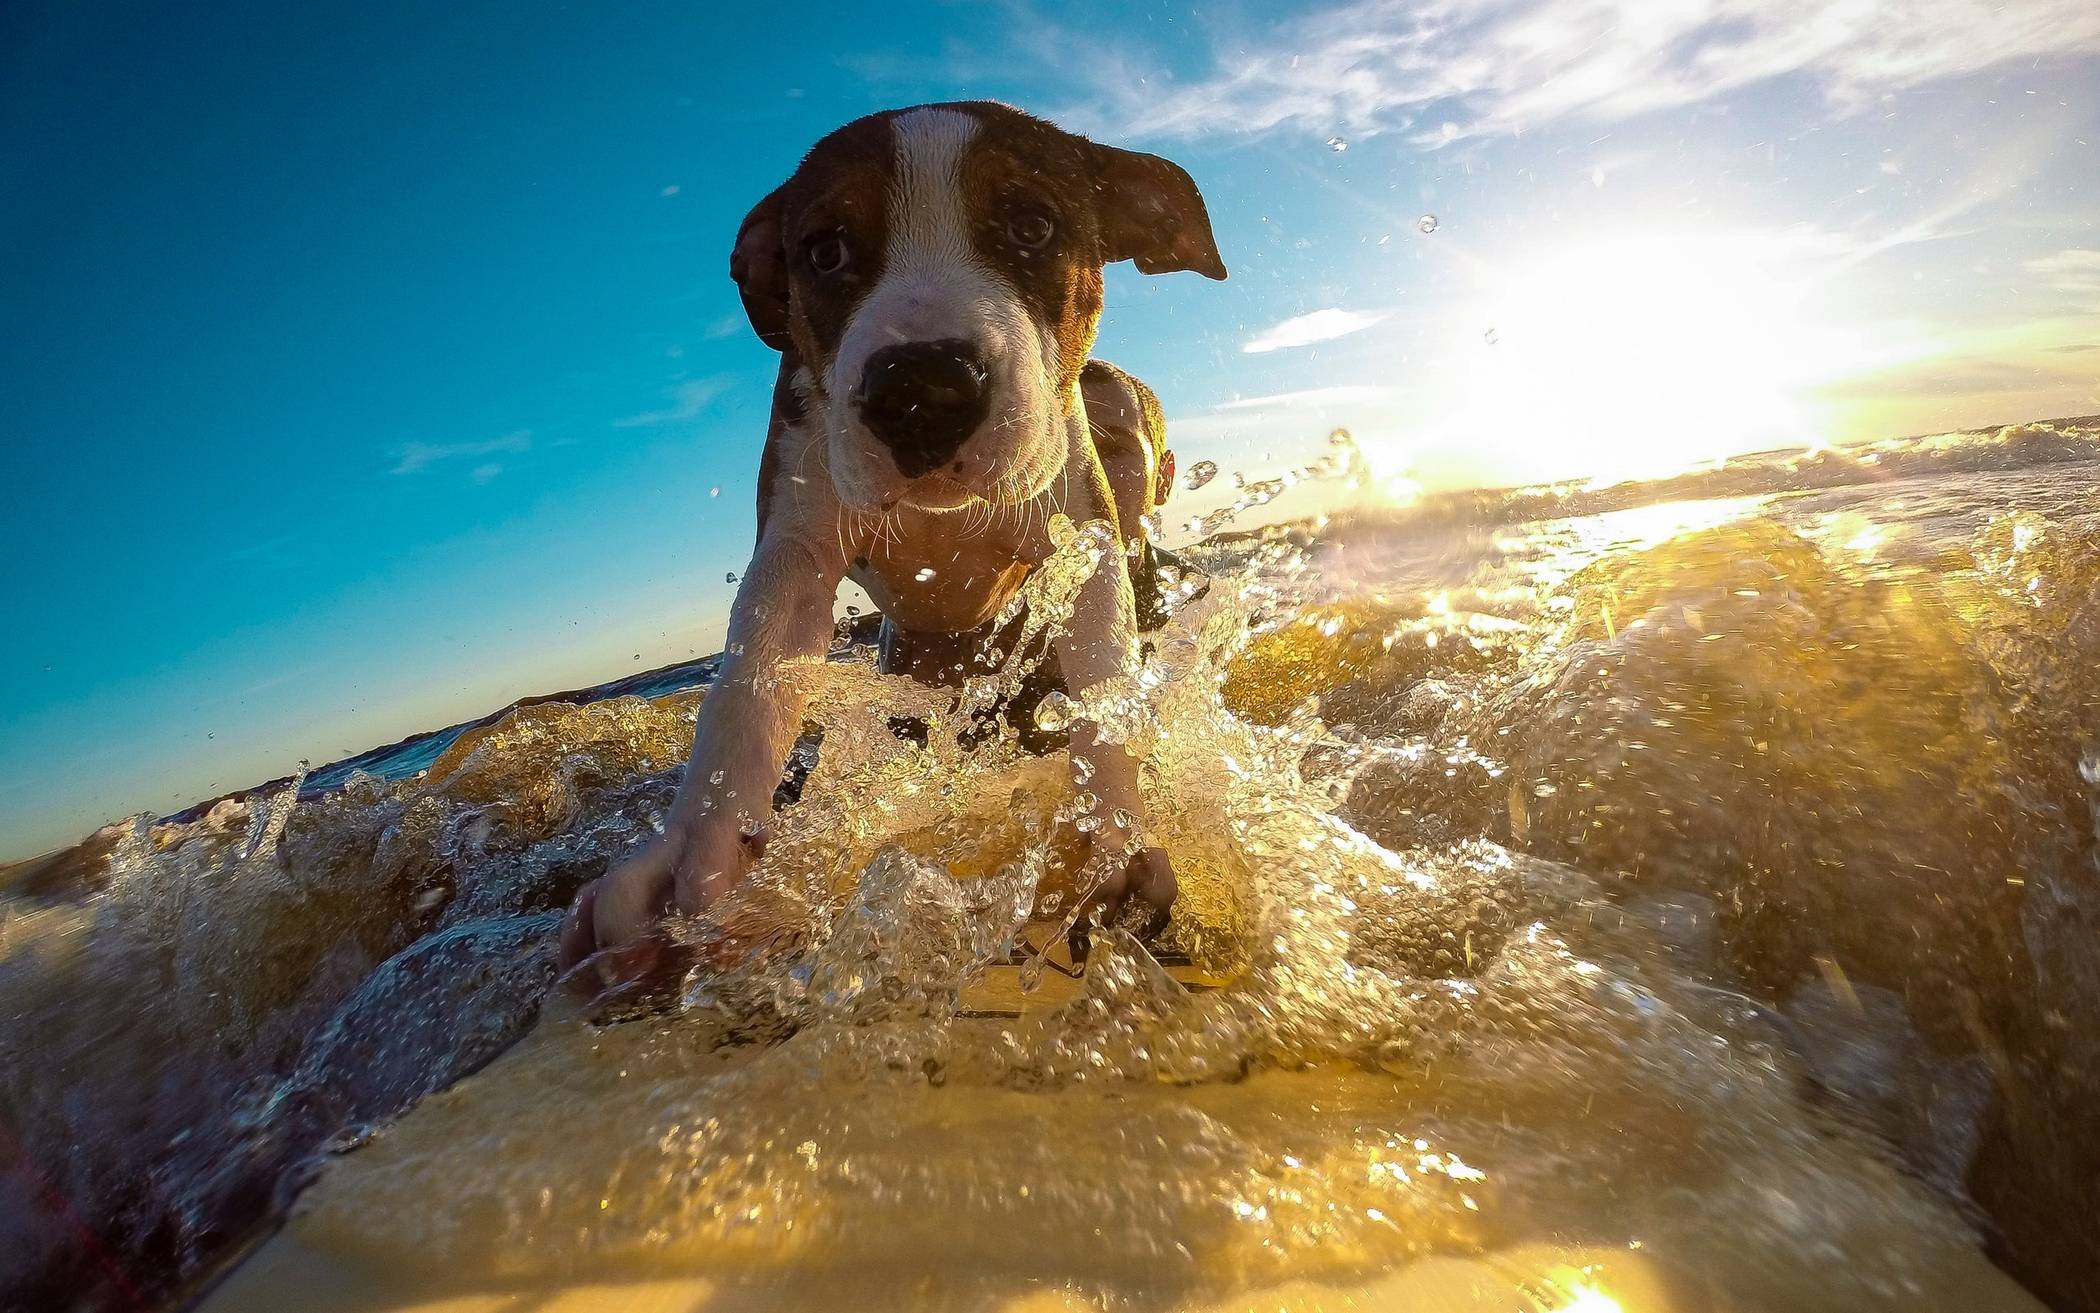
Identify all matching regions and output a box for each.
[4,419,2099,1312]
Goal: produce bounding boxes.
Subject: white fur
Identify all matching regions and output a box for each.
[825,108,1066,513]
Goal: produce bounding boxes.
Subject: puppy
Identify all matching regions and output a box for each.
[561,101,1225,972]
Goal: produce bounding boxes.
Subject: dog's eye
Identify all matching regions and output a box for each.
[1007,208,1056,250]
[807,232,850,275]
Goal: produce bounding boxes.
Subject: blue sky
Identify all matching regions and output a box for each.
[4,0,2098,858]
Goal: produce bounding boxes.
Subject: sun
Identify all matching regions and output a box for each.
[1433,228,1871,487]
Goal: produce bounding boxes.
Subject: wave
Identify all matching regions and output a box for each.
[4,425,2099,1310]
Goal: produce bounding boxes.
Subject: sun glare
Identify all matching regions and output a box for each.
[1553,1284,1626,1313]
[1434,230,1871,487]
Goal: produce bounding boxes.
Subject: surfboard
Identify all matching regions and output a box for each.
[188,930,2044,1313]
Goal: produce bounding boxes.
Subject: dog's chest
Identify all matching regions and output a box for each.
[845,508,1037,633]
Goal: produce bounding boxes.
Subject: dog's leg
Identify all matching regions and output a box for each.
[1041,429,1178,941]
[563,487,845,970]
[672,532,844,887]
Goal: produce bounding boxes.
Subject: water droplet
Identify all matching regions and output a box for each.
[1184,460,1220,491]
[1034,692,1073,733]
[1417,214,1439,234]
[1326,136,1348,153]
[914,566,936,582]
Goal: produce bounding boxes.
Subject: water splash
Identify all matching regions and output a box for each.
[9,425,2098,1309]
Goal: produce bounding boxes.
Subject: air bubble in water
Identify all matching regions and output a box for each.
[914,567,936,582]
[726,572,738,584]
[709,486,721,498]
[2081,753,2100,785]
[1417,214,1439,234]
[1326,136,1348,153]
[1484,328,1499,346]
[1185,460,1220,491]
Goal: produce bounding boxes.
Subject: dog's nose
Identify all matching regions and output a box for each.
[855,339,990,478]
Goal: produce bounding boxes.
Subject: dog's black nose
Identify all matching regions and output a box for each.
[855,339,990,478]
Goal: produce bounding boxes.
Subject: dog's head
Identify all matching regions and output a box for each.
[730,102,1224,513]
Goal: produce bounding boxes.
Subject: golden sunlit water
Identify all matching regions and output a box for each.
[9,422,2100,1311]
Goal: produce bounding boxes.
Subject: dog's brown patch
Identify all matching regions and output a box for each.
[775,115,896,397]
[956,108,1107,395]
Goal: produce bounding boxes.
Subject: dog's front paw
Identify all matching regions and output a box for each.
[1072,843,1177,957]
[557,815,763,975]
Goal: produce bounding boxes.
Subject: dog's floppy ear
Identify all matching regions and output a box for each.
[729,185,792,351]
[1090,145,1227,281]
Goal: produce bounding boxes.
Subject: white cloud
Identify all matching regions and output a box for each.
[1089,0,2100,144]
[2027,249,2100,308]
[613,377,732,428]
[391,430,530,476]
[1210,385,1399,411]
[1168,384,1402,443]
[224,529,302,565]
[1243,308,1387,353]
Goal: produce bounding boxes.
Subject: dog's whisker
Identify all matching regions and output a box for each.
[834,507,855,572]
